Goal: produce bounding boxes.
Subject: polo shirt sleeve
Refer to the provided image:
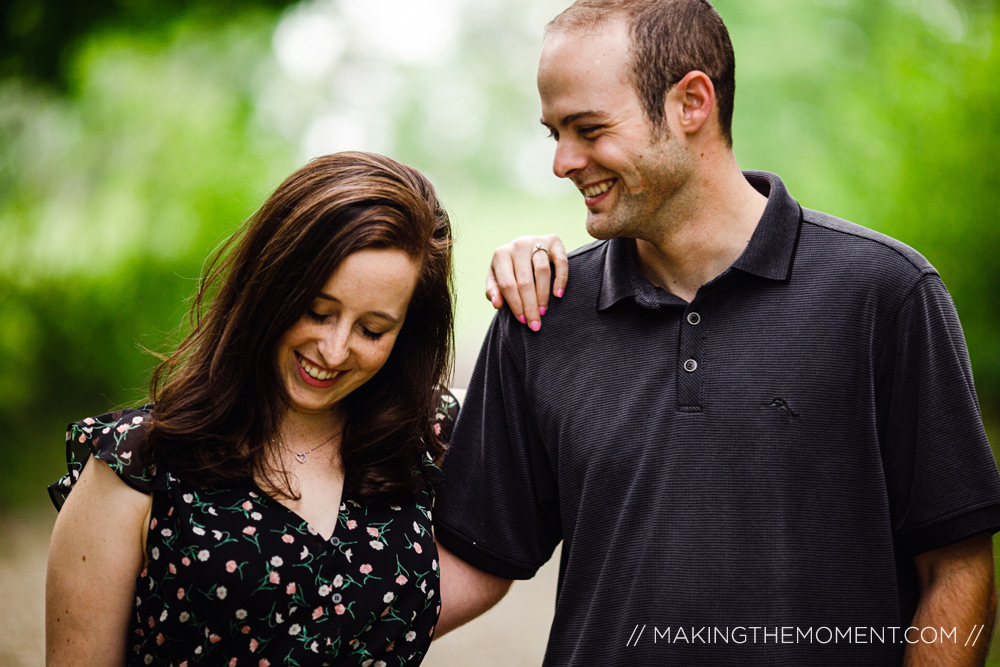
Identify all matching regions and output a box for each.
[434,310,561,579]
[878,271,1000,555]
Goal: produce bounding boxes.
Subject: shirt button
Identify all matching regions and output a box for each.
[332,593,343,603]
[683,359,698,372]
[330,536,341,547]
[687,312,701,325]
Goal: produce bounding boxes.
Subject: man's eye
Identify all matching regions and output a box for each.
[546,128,559,141]
[578,126,602,137]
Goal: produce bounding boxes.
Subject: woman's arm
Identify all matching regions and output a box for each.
[46,454,151,667]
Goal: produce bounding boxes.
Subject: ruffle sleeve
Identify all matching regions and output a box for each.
[48,405,157,510]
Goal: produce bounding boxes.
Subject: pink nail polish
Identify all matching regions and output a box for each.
[555,289,564,298]
[539,306,547,316]
[518,315,527,324]
[529,321,541,332]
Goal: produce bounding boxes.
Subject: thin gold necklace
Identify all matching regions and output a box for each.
[274,430,340,464]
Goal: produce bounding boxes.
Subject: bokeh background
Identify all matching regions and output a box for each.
[1,0,998,664]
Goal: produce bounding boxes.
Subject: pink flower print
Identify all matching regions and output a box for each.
[259,660,271,667]
[359,563,373,574]
[249,638,258,652]
[242,501,253,511]
[346,520,357,530]
[156,633,165,645]
[288,624,301,636]
[367,527,379,537]
[241,625,251,634]
[181,557,191,567]
[414,542,423,554]
[395,575,408,586]
[229,659,238,667]
[226,560,238,573]
[216,586,227,600]
[169,563,177,574]
[282,534,295,544]
[269,571,280,585]
[150,518,157,530]
[312,606,324,620]
[180,662,188,667]
[335,604,346,616]
[434,422,442,435]
[117,423,129,433]
[78,434,87,443]
[209,633,221,643]
[83,417,95,425]
[243,526,256,535]
[285,582,297,595]
[177,588,186,600]
[349,639,359,649]
[148,616,155,628]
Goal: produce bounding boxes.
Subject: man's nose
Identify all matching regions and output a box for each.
[552,139,587,179]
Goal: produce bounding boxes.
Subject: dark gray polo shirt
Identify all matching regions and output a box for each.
[435,172,1000,665]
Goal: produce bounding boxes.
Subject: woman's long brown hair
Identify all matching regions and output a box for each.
[144,152,453,502]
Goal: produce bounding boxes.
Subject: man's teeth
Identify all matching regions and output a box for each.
[299,358,339,381]
[582,180,614,197]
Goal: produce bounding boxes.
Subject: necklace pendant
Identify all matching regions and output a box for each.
[294,452,308,464]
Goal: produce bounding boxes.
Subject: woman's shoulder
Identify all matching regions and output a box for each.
[49,405,158,509]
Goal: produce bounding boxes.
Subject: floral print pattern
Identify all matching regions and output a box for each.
[49,392,458,667]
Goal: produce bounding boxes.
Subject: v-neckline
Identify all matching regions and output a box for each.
[254,485,345,543]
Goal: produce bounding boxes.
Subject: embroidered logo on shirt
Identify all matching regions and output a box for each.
[766,398,798,418]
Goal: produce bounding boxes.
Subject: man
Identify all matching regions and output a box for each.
[434,0,1000,664]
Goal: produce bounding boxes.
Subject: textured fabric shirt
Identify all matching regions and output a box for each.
[435,171,1000,666]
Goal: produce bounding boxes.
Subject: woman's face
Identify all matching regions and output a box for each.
[275,247,420,416]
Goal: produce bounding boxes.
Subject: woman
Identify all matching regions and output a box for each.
[46,152,560,666]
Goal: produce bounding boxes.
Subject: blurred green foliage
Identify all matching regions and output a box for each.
[0,0,997,512]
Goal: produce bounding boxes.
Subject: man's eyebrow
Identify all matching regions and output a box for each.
[314,293,400,324]
[540,110,608,128]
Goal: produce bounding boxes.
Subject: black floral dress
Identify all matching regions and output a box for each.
[48,393,458,667]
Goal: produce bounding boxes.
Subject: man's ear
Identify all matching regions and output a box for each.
[668,70,715,136]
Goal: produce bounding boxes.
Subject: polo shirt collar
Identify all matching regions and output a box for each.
[597,170,801,311]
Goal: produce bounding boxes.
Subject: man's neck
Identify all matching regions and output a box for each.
[633,156,767,303]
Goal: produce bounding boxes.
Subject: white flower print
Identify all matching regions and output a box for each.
[132,415,144,424]
[369,540,384,551]
[216,586,227,600]
[151,547,160,560]
[179,612,190,623]
[182,493,193,503]
[192,526,205,536]
[213,530,223,541]
[333,575,343,588]
[160,610,168,622]
[345,548,353,563]
[251,512,262,521]
[235,609,247,620]
[412,521,420,534]
[405,631,417,642]
[288,624,301,636]
[197,550,210,562]
[300,545,309,560]
[161,528,173,537]
[383,592,395,603]
[271,556,283,568]
[432,559,438,571]
[318,584,331,596]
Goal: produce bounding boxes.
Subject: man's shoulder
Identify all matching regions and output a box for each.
[800,207,936,277]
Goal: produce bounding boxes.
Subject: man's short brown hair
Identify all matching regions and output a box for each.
[548,0,736,146]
